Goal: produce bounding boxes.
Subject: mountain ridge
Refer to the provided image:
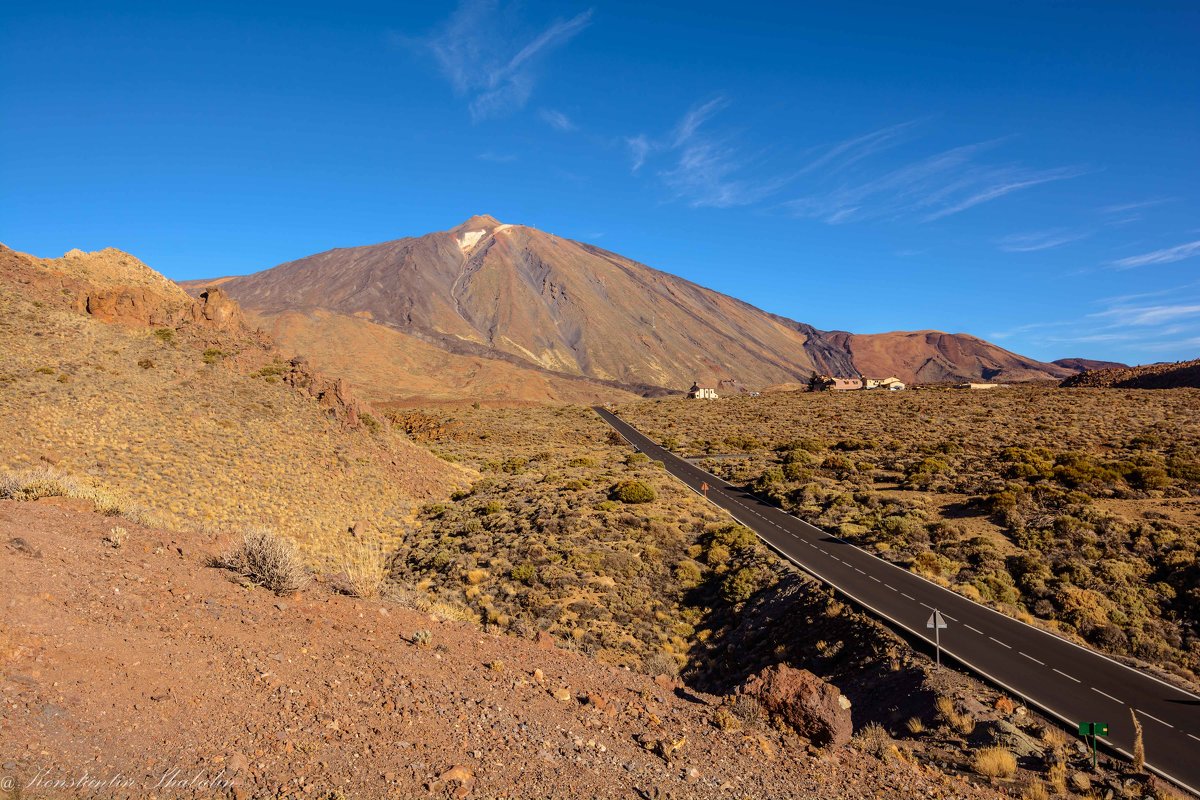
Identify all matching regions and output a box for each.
[175,216,1083,400]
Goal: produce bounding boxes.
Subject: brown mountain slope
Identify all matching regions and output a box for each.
[0,244,464,559]
[254,307,641,405]
[822,330,1075,385]
[1052,357,1128,372]
[182,217,1071,397]
[1061,358,1200,389]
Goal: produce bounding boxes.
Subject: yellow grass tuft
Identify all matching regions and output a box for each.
[972,746,1017,778]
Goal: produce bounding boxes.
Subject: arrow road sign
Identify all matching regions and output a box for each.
[926,610,948,669]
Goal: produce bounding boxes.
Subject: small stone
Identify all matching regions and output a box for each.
[552,688,572,703]
[532,669,545,685]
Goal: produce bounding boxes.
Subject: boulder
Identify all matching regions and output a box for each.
[738,664,852,748]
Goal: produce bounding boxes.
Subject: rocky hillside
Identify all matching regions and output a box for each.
[182,217,1074,400]
[1061,358,1200,389]
[0,244,464,562]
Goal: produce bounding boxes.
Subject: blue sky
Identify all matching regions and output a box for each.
[2,1,1198,364]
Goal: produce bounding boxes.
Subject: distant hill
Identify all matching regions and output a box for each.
[1052,357,1129,373]
[179,216,1074,400]
[1061,358,1200,389]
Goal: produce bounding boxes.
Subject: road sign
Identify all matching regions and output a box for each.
[700,481,709,498]
[1078,722,1109,768]
[926,610,947,670]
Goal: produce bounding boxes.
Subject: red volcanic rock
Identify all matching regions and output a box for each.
[739,664,853,748]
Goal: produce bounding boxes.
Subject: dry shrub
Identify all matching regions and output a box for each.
[935,695,975,734]
[1046,762,1067,794]
[856,722,892,758]
[1041,725,1070,752]
[711,707,740,731]
[972,746,1017,778]
[335,537,386,598]
[104,526,128,548]
[1021,781,1050,800]
[993,696,1016,715]
[0,467,124,515]
[904,716,925,735]
[214,528,310,595]
[730,694,766,727]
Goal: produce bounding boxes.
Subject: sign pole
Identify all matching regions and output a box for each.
[926,610,947,671]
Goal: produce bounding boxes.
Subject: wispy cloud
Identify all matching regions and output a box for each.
[991,288,1200,359]
[1090,303,1200,326]
[996,228,1090,253]
[782,126,1087,225]
[625,134,652,172]
[922,166,1086,221]
[1109,239,1200,270]
[417,1,592,121]
[538,108,576,131]
[1100,198,1174,216]
[625,97,787,208]
[796,120,919,177]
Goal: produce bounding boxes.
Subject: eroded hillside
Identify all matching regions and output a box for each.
[0,245,465,563]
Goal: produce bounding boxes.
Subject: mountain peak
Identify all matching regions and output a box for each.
[453,214,503,232]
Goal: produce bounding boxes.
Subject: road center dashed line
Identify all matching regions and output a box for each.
[1091,687,1123,704]
[988,636,1012,649]
[1135,709,1174,729]
[900,592,916,601]
[964,624,983,635]
[1019,652,1045,666]
[1052,668,1081,684]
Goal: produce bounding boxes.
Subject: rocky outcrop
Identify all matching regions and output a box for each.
[739,664,853,748]
[1060,358,1200,389]
[189,287,247,331]
[282,356,363,427]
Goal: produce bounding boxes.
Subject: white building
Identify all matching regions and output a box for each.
[687,381,719,400]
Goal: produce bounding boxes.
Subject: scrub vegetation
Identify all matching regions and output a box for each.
[384,405,779,673]
[618,386,1200,683]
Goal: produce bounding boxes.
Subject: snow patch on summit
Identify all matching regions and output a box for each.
[457,230,486,253]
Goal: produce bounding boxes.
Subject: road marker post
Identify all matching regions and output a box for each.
[1078,722,1109,769]
[926,609,947,670]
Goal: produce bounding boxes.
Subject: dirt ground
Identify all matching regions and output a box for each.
[0,498,1003,800]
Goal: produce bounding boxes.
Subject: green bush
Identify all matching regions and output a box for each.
[610,480,656,504]
[510,562,538,585]
[721,566,762,603]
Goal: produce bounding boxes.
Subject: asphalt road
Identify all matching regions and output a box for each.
[594,406,1200,795]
